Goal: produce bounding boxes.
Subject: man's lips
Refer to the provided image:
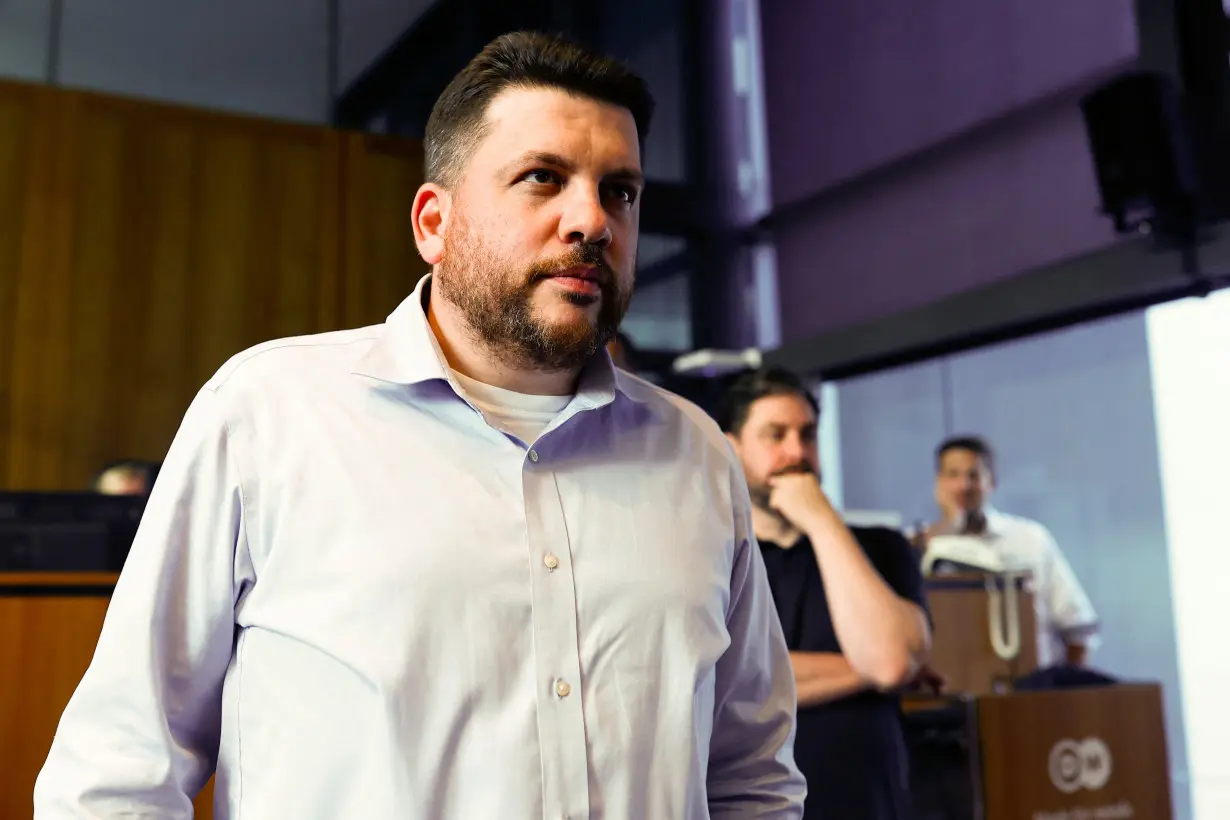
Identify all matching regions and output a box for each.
[547,266,606,296]
[553,266,602,283]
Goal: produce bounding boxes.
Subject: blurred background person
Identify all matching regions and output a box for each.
[720,366,932,820]
[918,435,1099,667]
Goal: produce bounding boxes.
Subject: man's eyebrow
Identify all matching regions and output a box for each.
[498,151,644,186]
[605,167,645,187]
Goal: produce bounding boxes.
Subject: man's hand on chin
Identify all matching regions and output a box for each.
[766,472,833,531]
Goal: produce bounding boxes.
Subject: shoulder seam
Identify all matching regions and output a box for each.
[208,332,382,389]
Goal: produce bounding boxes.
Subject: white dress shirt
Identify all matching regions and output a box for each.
[34,275,805,820]
[978,508,1100,667]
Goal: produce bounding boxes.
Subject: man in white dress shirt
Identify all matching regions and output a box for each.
[35,32,805,819]
[922,435,1100,667]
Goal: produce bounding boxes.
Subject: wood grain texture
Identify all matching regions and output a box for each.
[0,83,38,487]
[0,592,112,819]
[341,132,428,328]
[0,81,426,493]
[3,88,341,490]
[0,80,61,491]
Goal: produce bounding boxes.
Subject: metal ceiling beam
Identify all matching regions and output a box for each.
[764,229,1230,380]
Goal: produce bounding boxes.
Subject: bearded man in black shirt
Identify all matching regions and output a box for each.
[719,367,935,820]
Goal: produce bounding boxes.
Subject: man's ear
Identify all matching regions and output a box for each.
[412,182,450,265]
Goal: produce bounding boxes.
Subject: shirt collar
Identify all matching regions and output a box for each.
[981,505,1009,537]
[937,505,1008,538]
[350,273,643,407]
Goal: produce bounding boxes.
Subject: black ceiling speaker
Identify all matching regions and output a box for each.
[1080,71,1203,239]
[1082,0,1230,241]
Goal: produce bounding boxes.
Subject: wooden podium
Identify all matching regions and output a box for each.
[0,572,214,819]
[977,684,1172,819]
[904,684,1173,820]
[925,573,1039,695]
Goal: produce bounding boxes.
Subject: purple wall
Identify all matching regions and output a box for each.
[775,98,1124,336]
[757,0,1140,343]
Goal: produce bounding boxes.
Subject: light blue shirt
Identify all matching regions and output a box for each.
[35,275,805,819]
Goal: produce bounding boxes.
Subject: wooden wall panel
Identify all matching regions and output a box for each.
[0,86,358,491]
[1,82,70,492]
[0,83,46,493]
[0,85,428,491]
[341,133,428,329]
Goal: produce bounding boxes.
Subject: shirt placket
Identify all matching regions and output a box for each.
[522,444,590,820]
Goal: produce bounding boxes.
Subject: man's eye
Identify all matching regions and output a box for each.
[607,184,638,206]
[523,169,561,185]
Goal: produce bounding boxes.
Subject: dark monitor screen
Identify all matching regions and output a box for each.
[0,492,146,572]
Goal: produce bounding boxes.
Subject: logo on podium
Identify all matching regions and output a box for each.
[1048,737,1113,793]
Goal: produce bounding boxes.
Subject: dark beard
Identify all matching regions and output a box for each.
[435,213,630,372]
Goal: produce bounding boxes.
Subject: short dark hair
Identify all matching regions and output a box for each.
[717,367,819,435]
[424,31,655,187]
[935,435,996,476]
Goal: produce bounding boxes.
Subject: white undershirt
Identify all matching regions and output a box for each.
[451,370,571,444]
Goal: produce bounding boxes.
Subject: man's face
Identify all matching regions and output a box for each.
[935,448,995,517]
[432,86,643,371]
[728,393,819,510]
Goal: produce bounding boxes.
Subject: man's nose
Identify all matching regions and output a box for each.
[558,185,612,248]
[782,435,808,463]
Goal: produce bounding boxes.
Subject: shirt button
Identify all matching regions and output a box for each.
[555,679,572,698]
[528,449,539,462]
[543,552,559,570]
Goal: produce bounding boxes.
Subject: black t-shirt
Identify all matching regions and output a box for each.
[759,526,929,820]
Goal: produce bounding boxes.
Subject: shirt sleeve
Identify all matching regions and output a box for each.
[707,464,807,819]
[1039,526,1100,647]
[34,386,250,819]
[863,527,930,619]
